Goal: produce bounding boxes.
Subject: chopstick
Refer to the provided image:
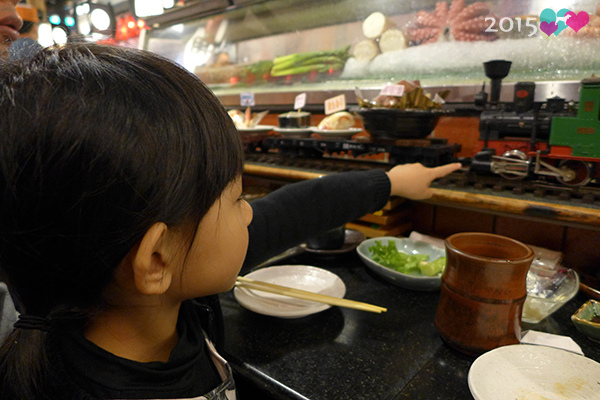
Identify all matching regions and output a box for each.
[235,276,387,314]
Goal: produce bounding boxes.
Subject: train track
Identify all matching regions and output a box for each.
[245,152,600,207]
[436,170,600,207]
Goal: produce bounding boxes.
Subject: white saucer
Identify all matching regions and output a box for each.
[468,344,600,400]
[273,127,313,138]
[311,127,362,139]
[237,125,276,133]
[234,265,346,318]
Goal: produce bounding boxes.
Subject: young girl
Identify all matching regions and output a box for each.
[0,43,460,400]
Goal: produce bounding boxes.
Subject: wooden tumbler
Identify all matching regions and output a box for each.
[435,232,534,356]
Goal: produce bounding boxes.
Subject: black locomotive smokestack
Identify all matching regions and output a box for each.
[483,60,512,106]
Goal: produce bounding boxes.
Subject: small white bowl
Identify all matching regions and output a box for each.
[356,236,446,291]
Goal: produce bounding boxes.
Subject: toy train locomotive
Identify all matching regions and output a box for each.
[470,60,600,187]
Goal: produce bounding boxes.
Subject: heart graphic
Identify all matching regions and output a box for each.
[540,21,558,36]
[554,8,570,36]
[566,11,590,33]
[540,8,556,24]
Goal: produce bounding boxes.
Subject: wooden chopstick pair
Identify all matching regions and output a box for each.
[235,276,387,314]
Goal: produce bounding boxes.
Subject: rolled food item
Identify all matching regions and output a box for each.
[353,39,380,62]
[317,111,355,130]
[278,111,311,128]
[379,29,408,53]
[362,11,395,39]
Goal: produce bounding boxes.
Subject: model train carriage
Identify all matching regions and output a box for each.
[548,77,600,185]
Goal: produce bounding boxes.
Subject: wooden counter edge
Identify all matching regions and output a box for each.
[243,163,600,228]
[427,188,600,228]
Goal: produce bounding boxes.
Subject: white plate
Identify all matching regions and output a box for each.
[237,125,276,133]
[311,127,363,139]
[234,265,346,318]
[468,344,600,400]
[273,127,313,138]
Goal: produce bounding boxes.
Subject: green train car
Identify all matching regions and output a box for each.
[478,76,600,186]
[548,77,600,185]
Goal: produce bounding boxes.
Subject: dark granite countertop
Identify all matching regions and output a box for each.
[220,251,600,400]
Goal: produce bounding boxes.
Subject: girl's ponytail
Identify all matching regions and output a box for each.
[0,328,50,399]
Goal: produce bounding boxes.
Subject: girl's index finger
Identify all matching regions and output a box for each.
[431,163,462,179]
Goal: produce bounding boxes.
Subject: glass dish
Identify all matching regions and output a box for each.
[522,265,579,324]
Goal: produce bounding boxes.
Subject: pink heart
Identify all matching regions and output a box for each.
[566,11,590,33]
[540,21,558,36]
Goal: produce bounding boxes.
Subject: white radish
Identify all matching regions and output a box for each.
[362,12,394,39]
[353,39,380,62]
[379,29,407,53]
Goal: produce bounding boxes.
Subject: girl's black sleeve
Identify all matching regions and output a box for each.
[242,169,391,271]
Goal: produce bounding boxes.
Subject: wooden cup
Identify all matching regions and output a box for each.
[435,232,534,356]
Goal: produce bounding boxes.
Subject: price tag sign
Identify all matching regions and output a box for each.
[240,92,255,107]
[294,93,307,110]
[324,94,346,115]
[379,84,405,97]
[433,93,445,105]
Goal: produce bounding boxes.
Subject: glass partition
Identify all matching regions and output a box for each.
[144,0,600,100]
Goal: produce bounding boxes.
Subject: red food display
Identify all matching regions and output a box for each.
[406,0,498,45]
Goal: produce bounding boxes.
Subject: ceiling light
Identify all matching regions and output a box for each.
[90,8,111,31]
[132,0,164,18]
[49,14,61,25]
[51,26,68,44]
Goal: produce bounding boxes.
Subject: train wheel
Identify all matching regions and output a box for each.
[556,160,592,186]
[498,150,528,180]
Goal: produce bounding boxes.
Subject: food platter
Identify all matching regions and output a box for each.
[468,344,600,400]
[311,127,362,139]
[273,127,313,138]
[237,125,276,134]
[234,265,346,318]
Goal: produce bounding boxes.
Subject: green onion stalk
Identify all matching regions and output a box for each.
[270,45,350,77]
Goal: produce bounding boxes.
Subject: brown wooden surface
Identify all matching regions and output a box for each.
[346,221,412,238]
[358,207,411,225]
[426,188,600,228]
[245,163,600,228]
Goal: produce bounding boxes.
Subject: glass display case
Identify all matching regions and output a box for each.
[142,0,600,105]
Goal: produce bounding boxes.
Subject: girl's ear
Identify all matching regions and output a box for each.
[131,222,173,295]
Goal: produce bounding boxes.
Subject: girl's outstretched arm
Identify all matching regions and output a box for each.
[244,169,390,270]
[243,162,460,270]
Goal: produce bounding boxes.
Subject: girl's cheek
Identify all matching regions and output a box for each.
[243,201,253,226]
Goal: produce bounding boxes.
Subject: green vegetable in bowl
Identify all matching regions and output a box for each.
[368,240,446,276]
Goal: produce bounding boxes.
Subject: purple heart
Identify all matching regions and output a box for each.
[540,21,558,36]
[566,11,590,33]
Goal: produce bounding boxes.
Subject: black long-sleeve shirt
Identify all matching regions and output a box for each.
[244,169,390,270]
[49,169,392,399]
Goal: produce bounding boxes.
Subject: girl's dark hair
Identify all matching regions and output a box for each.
[0,43,244,399]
